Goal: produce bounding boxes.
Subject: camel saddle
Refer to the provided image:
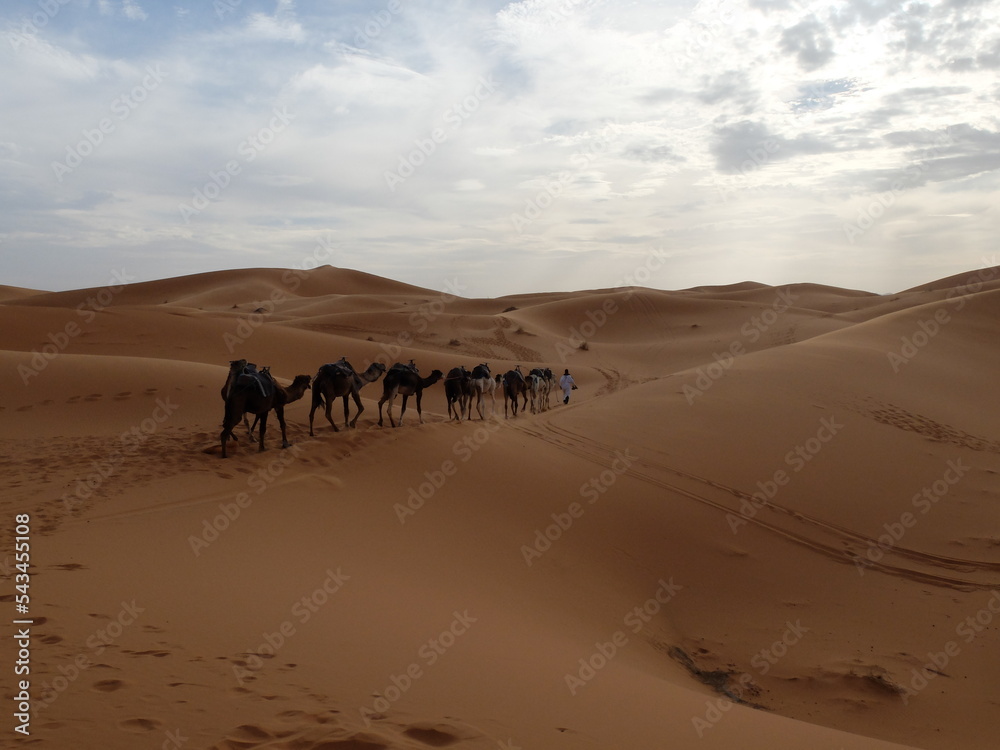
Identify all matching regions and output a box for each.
[389,362,419,375]
[321,359,355,379]
[236,369,274,399]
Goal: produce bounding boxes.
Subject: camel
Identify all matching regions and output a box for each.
[502,366,529,419]
[527,368,546,414]
[444,366,472,421]
[545,367,556,409]
[528,367,553,413]
[220,370,311,458]
[309,359,387,435]
[469,363,498,420]
[222,359,258,435]
[377,362,444,427]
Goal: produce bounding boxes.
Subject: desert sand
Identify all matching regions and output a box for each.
[2,264,999,750]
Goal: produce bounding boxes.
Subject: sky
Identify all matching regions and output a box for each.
[1,0,998,298]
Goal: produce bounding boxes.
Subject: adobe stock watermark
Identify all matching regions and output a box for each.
[394,415,506,524]
[51,65,168,183]
[673,0,738,68]
[554,247,671,361]
[350,0,404,47]
[178,106,295,223]
[223,232,343,352]
[232,567,350,685]
[18,268,136,385]
[60,396,182,511]
[692,619,809,738]
[521,449,637,566]
[188,444,306,555]
[726,415,844,534]
[384,76,497,192]
[854,459,969,576]
[35,600,144,712]
[214,0,243,19]
[6,0,72,50]
[682,287,799,404]
[887,260,998,373]
[898,590,1000,705]
[714,137,780,204]
[361,278,468,370]
[843,127,957,244]
[359,609,477,726]
[509,119,624,232]
[564,578,683,695]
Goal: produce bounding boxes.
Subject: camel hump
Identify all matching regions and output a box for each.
[471,364,491,379]
[389,362,418,375]
[529,367,545,378]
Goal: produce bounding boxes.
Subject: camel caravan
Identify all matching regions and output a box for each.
[219,358,558,457]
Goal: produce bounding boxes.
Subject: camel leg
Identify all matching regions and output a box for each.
[324,395,339,433]
[349,391,363,428]
[276,405,291,449]
[416,391,423,424]
[221,400,243,458]
[399,394,408,427]
[308,395,319,437]
[257,412,268,452]
[377,395,388,427]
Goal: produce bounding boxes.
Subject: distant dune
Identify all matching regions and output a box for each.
[2,264,998,750]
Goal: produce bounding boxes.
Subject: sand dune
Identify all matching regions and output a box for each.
[2,264,998,749]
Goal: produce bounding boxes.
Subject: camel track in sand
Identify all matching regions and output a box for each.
[508,400,1000,593]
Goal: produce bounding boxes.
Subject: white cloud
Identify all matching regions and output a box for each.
[0,0,997,296]
[246,0,304,42]
[122,0,148,21]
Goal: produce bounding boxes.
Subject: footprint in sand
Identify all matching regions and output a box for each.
[84,393,102,402]
[114,391,132,400]
[118,718,162,733]
[145,388,158,395]
[93,679,126,692]
[16,405,33,412]
[403,725,462,746]
[123,649,171,658]
[225,725,275,743]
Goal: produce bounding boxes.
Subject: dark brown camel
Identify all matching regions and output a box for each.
[444,366,472,421]
[503,366,528,419]
[220,371,311,458]
[309,359,387,435]
[377,363,444,427]
[222,359,256,435]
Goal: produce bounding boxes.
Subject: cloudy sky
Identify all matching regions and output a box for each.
[2,0,998,297]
